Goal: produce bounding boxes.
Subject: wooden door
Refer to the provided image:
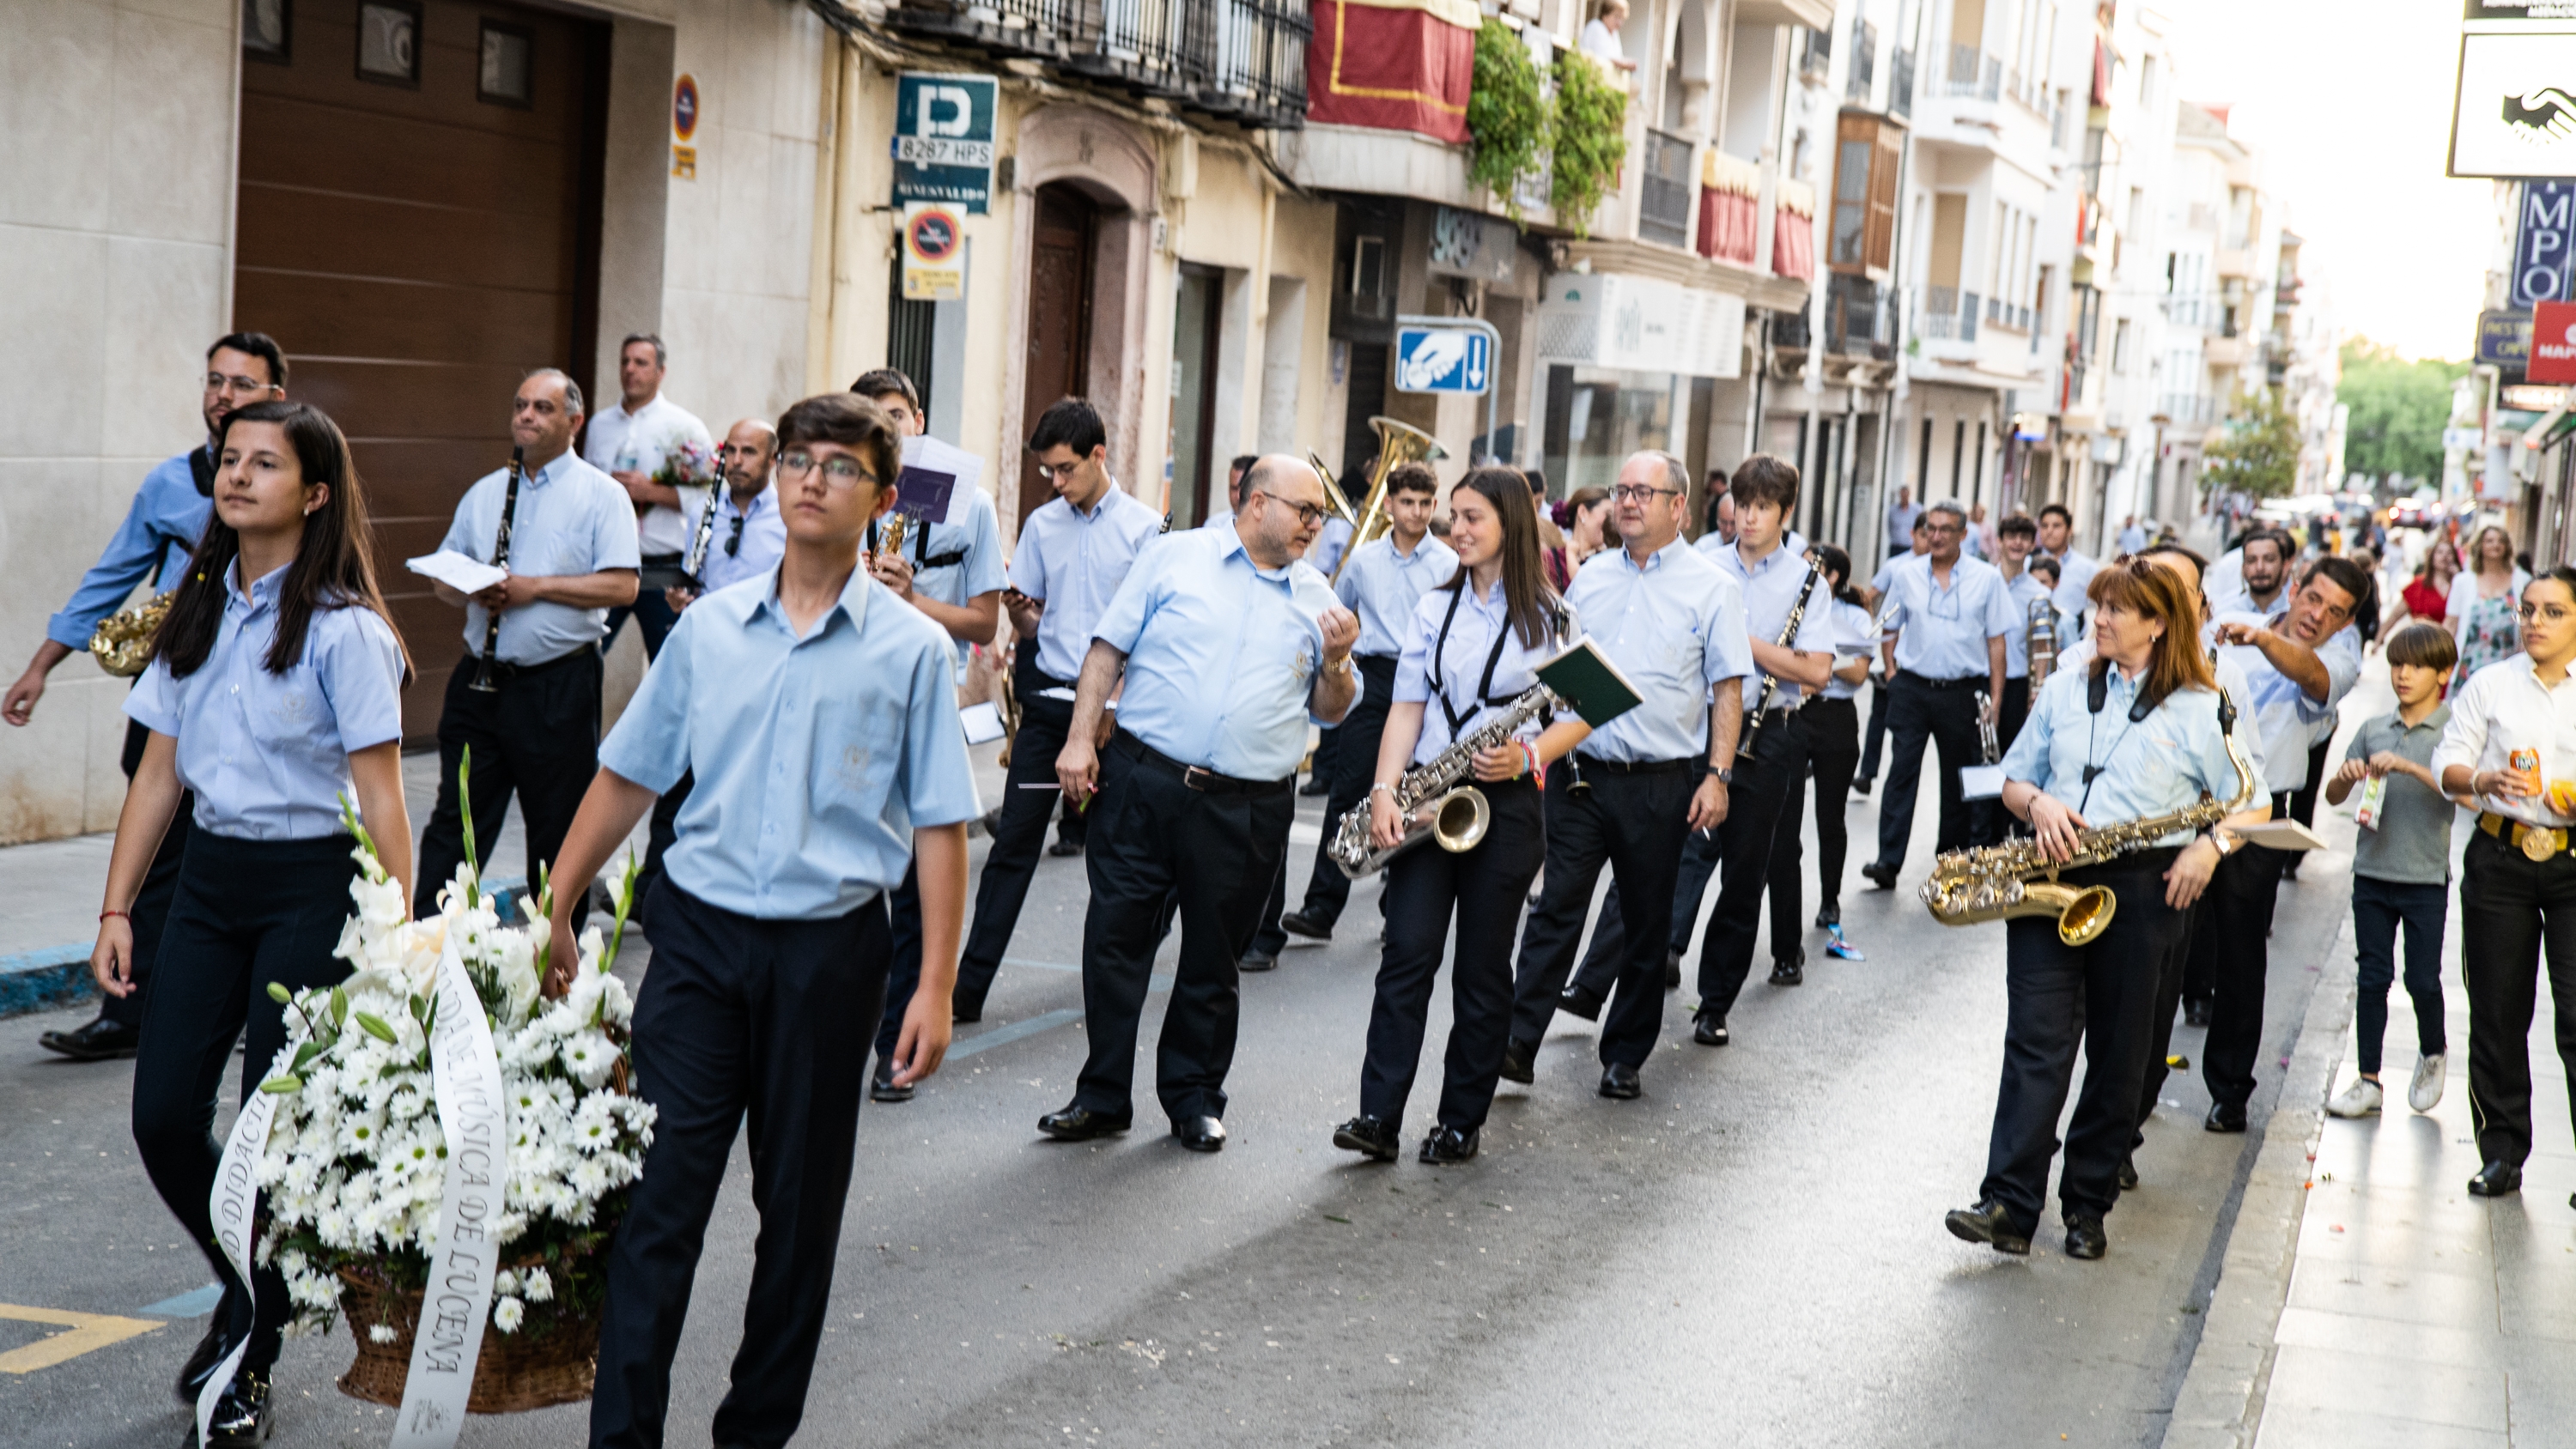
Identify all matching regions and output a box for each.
[235,0,608,735]
[1019,183,1098,524]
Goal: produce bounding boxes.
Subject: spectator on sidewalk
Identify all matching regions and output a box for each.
[2323,621,2459,1119]
[588,333,714,662]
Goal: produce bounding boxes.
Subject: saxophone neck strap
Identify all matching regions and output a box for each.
[1431,583,1515,740]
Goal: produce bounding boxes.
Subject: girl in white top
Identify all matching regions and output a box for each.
[2445,524,2530,688]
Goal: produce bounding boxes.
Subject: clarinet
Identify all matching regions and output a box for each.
[681,480,722,591]
[1736,551,1826,761]
[466,447,525,693]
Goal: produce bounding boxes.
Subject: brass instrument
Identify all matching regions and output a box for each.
[2026,594,2059,688]
[1327,682,1559,877]
[88,591,175,677]
[878,511,911,562]
[1329,416,1448,585]
[466,447,526,694]
[1737,551,1824,761]
[1918,690,2259,945]
[1974,688,2000,767]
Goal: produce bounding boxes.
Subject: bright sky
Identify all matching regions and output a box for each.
[2146,0,2494,362]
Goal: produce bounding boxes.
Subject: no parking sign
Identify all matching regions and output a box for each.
[902,203,965,301]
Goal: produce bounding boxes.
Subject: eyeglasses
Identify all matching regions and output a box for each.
[777,452,878,489]
[1256,490,1329,528]
[1611,484,1680,504]
[1035,460,1086,481]
[2518,602,2574,624]
[205,372,277,397]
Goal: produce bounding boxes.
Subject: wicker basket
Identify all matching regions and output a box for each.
[336,1267,600,1413]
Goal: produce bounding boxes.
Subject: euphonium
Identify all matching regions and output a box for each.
[88,591,174,677]
[1327,682,1558,877]
[1330,417,1447,585]
[1918,690,2258,945]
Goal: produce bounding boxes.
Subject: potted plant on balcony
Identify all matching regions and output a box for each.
[1551,49,1626,237]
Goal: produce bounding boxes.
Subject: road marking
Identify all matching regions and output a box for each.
[0,1304,164,1373]
[948,1009,1084,1060]
[139,1284,223,1319]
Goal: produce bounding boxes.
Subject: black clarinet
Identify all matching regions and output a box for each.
[466,447,525,693]
[1736,551,1825,761]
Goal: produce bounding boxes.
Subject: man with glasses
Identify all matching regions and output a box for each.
[416,369,641,932]
[955,398,1163,1023]
[9,333,287,1062]
[1861,499,2015,889]
[1037,456,1359,1152]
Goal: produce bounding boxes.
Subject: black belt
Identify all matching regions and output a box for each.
[459,647,594,682]
[639,549,685,564]
[1568,754,1697,776]
[1899,670,1984,690]
[1114,731,1294,797]
[1354,652,1400,677]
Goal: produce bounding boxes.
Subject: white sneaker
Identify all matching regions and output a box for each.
[2409,1053,2446,1113]
[2326,1077,2384,1119]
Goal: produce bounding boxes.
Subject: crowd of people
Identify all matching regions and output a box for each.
[15,330,2576,1448]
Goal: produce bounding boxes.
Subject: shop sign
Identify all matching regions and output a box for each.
[902,203,965,301]
[2466,2,2576,21]
[2504,383,2573,410]
[1394,324,1494,395]
[893,73,998,213]
[2532,300,2576,382]
[2451,33,2576,178]
[1427,207,1518,284]
[2478,309,2533,370]
[1534,273,1745,379]
[2513,182,2576,307]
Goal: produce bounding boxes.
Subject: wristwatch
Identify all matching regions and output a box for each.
[1705,765,1734,783]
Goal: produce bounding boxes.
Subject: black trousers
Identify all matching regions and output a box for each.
[2181,885,2220,1008]
[1781,695,1861,922]
[603,569,682,663]
[2203,803,2288,1112]
[1294,655,1399,929]
[1687,713,1806,1012]
[1507,762,1697,1066]
[639,770,692,930]
[957,693,1077,1009]
[99,717,192,1029]
[1874,672,1984,872]
[416,648,601,930]
[2137,890,2214,1144]
[1859,675,1892,781]
[872,863,926,1071]
[1978,850,2188,1233]
[1360,778,1543,1132]
[1072,734,1292,1122]
[591,882,891,1449]
[131,832,359,1371]
[2458,829,2576,1167]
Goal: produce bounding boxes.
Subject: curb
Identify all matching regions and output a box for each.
[0,946,99,1021]
[2160,923,2354,1448]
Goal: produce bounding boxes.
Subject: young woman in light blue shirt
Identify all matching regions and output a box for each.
[90,400,411,1442]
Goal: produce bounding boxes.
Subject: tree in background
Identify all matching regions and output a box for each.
[2203,387,2301,501]
[2338,337,2468,488]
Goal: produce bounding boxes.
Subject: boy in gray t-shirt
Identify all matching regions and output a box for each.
[2322,622,2461,1119]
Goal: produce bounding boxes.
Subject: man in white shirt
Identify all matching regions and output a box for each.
[2035,501,2100,627]
[1578,0,1637,70]
[585,333,714,661]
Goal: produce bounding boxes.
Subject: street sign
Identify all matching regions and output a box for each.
[893,73,998,214]
[1394,324,1493,395]
[2513,181,2576,308]
[902,203,964,301]
[2451,33,2576,178]
[2532,300,2576,383]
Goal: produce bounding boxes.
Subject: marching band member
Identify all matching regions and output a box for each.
[1993,512,2056,752]
[2433,566,2576,1199]
[1499,451,1751,1099]
[1861,500,2014,888]
[543,392,980,1449]
[1281,462,1457,944]
[851,368,1010,1103]
[953,398,1162,1022]
[1855,511,1934,796]
[1040,457,1359,1152]
[2034,502,2099,628]
[1769,543,1871,936]
[94,400,412,1441]
[1945,559,2266,1262]
[1333,468,1583,1164]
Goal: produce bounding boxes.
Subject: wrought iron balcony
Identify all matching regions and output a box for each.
[1826,273,1892,360]
[1945,43,2000,100]
[890,0,1308,128]
[1920,284,1979,343]
[1888,47,1913,119]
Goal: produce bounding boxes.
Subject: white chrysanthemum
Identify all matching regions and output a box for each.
[520,1266,553,1303]
[494,1270,519,1297]
[369,1324,398,1343]
[336,1108,388,1157]
[492,1295,525,1334]
[569,1094,620,1154]
[558,1032,616,1088]
[388,1087,428,1122]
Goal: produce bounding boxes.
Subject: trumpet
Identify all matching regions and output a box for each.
[2026,595,2059,688]
[1329,417,1447,585]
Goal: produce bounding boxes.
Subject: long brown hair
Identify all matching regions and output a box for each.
[2086,555,2215,710]
[153,400,412,684]
[1442,465,1561,649]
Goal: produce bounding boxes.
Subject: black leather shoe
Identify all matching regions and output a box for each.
[1664,949,1682,989]
[1419,1125,1479,1164]
[1557,982,1604,1021]
[1038,1104,1132,1141]
[2063,1214,2108,1260]
[1598,1064,1642,1100]
[1768,951,1804,986]
[2469,1160,2523,1197]
[1691,1011,1729,1046]
[1498,1038,1536,1084]
[203,1365,272,1446]
[1943,1199,2032,1255]
[1174,1115,1227,1152]
[1279,909,1332,941]
[950,992,986,1026]
[871,1061,914,1104]
[1240,947,1279,973]
[2203,1100,2248,1133]
[2117,1155,2140,1192]
[2183,998,2212,1028]
[1048,838,1084,857]
[1814,902,1840,929]
[1299,774,1331,797]
[1333,1115,1399,1161]
[174,1321,234,1404]
[1860,862,1899,890]
[39,1016,140,1061]
[1850,775,1873,796]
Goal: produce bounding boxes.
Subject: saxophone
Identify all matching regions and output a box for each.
[1918,689,2260,944]
[1328,682,1561,878]
[88,591,175,677]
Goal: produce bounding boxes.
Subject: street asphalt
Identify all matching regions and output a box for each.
[0,724,2353,1448]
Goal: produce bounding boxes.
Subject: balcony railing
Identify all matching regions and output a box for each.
[1827,274,1892,360]
[1921,285,1980,343]
[1845,20,1876,106]
[1982,294,2030,332]
[2157,393,2217,426]
[1639,129,1695,249]
[1888,47,1913,119]
[1946,43,2000,100]
[890,0,1308,127]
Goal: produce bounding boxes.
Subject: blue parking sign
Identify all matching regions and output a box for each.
[1394,324,1492,395]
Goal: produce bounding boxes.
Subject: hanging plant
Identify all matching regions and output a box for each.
[1550,50,1629,238]
[1467,21,1552,216]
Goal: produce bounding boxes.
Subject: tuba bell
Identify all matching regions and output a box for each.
[1331,417,1448,585]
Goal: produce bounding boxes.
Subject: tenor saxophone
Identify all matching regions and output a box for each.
[1327,682,1560,878]
[1918,690,2259,944]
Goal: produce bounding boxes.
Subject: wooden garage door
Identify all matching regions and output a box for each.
[235,0,608,736]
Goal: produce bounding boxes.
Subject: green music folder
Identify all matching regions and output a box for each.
[1536,639,1643,730]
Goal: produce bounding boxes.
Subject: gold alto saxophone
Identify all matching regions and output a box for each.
[1327,682,1560,878]
[1918,689,2259,945]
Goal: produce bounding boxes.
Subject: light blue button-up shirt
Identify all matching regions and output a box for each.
[438,451,641,664]
[1309,517,1357,578]
[2002,568,2063,681]
[48,449,213,650]
[1092,524,1345,781]
[874,488,1008,673]
[599,564,982,919]
[2043,546,2101,622]
[2000,667,2254,846]
[685,484,787,596]
[1708,530,1837,706]
[1822,598,1875,702]
[1394,577,1570,766]
[2216,593,2360,793]
[1564,540,1753,764]
[1336,531,1460,659]
[1008,483,1163,684]
[1878,552,2018,681]
[125,563,405,841]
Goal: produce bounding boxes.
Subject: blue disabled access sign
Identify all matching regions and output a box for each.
[1394,324,1492,395]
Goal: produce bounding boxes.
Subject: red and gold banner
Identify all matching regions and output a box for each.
[1306,0,1478,145]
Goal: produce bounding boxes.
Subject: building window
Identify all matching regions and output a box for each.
[1828,112,1899,276]
[243,0,291,61]
[478,21,534,106]
[356,0,422,88]
[2111,318,2131,373]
